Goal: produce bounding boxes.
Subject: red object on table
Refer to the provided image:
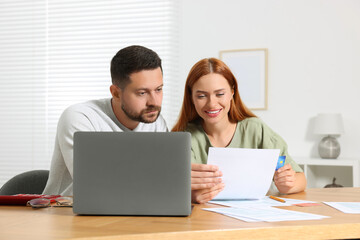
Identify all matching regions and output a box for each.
[0,194,61,205]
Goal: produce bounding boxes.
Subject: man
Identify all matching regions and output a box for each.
[43,45,167,195]
[43,45,221,201]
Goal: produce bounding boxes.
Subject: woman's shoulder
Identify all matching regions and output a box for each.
[238,117,277,135]
[186,122,210,143]
[239,117,285,145]
[238,117,265,129]
[185,122,204,135]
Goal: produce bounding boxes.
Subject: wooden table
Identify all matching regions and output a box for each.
[1,188,360,240]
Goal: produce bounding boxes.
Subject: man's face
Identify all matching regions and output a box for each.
[119,67,163,124]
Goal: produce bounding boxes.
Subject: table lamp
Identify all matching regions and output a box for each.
[314,113,344,159]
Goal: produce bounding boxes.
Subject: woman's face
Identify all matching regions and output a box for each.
[191,73,234,126]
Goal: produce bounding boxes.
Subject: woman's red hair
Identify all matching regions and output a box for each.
[172,58,256,132]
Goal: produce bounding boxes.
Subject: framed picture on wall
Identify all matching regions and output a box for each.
[220,48,268,110]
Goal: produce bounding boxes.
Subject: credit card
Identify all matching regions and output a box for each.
[276,156,286,170]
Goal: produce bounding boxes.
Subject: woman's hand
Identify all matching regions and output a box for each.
[191,183,225,204]
[274,164,306,194]
[191,163,224,203]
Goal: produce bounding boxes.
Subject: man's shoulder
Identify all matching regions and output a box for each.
[65,98,109,112]
[60,98,109,118]
[58,98,111,128]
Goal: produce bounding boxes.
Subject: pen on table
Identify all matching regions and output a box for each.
[269,195,286,203]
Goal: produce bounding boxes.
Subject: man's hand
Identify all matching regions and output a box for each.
[274,164,306,194]
[191,163,224,203]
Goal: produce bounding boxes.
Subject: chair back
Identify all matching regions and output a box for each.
[0,170,49,195]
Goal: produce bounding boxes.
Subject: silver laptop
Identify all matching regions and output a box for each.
[73,132,191,216]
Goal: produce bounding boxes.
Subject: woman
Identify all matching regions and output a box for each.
[172,58,306,203]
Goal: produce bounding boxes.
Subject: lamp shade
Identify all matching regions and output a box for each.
[314,113,344,135]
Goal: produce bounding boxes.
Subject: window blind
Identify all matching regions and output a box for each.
[0,0,180,187]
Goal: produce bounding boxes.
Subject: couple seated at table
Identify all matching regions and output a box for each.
[42,45,306,203]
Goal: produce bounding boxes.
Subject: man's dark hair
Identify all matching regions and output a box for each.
[110,45,162,89]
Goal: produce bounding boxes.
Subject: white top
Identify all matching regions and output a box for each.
[42,98,168,196]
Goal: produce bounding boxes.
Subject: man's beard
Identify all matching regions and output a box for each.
[121,104,161,123]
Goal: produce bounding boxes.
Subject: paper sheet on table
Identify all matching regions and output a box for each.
[323,202,360,214]
[210,197,317,208]
[207,147,280,200]
[203,206,329,222]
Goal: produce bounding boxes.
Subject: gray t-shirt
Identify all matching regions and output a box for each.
[42,98,168,196]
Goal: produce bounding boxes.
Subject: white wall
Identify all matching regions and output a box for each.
[179,0,360,158]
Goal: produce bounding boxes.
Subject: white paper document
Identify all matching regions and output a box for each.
[207,147,280,200]
[323,202,360,214]
[210,197,317,208]
[203,206,329,222]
